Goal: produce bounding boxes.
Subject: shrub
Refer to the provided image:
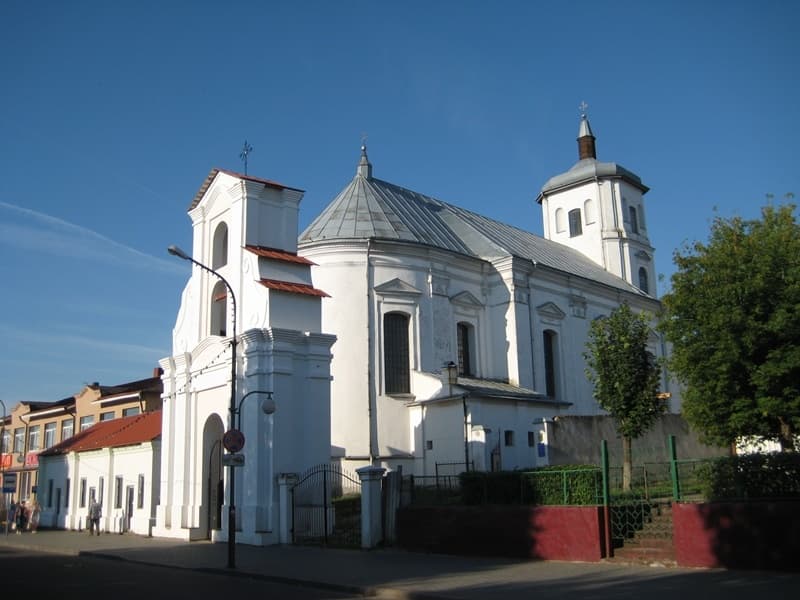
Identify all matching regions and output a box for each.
[698,453,800,500]
[459,465,601,506]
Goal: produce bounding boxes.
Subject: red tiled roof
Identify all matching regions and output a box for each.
[259,278,330,297]
[39,410,162,457]
[245,245,316,265]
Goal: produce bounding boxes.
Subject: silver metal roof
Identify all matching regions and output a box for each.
[538,158,649,198]
[299,153,647,295]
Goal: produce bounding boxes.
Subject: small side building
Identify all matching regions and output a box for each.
[37,410,162,536]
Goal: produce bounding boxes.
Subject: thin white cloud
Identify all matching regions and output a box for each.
[0,323,168,359]
[0,200,185,275]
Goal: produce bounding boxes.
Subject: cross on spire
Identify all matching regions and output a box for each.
[579,101,589,118]
[239,140,253,175]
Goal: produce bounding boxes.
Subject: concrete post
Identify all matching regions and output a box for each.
[277,473,297,544]
[356,465,385,549]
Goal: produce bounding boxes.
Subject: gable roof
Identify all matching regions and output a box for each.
[189,168,304,212]
[299,158,646,296]
[39,410,162,457]
[92,376,162,400]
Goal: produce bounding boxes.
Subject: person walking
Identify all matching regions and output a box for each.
[15,500,27,534]
[29,501,41,533]
[88,498,102,536]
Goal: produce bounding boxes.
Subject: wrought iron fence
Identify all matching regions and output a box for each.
[402,474,463,506]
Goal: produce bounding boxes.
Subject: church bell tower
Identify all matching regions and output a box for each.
[536,108,657,296]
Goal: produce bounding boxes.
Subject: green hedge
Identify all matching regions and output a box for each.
[695,453,800,500]
[459,465,602,506]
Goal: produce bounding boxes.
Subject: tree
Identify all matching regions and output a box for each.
[660,203,800,453]
[584,303,664,491]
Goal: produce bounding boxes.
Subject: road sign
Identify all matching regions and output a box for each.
[222,453,245,467]
[3,472,17,494]
[222,429,245,453]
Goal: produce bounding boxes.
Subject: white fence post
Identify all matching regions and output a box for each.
[356,466,385,549]
[277,473,297,544]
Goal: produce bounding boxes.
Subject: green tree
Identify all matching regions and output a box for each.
[660,203,800,453]
[585,303,664,491]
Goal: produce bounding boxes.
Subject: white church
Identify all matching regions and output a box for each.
[154,112,677,543]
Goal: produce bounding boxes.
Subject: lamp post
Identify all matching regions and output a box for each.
[168,244,239,568]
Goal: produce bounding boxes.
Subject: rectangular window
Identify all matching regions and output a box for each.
[425,440,433,450]
[1,429,10,453]
[47,479,54,508]
[79,478,87,508]
[457,322,473,376]
[28,425,41,451]
[384,312,410,394]
[65,478,70,508]
[79,416,94,431]
[13,428,24,453]
[61,419,74,441]
[568,208,582,237]
[20,471,32,501]
[99,411,115,422]
[99,477,104,505]
[137,474,145,509]
[528,431,536,447]
[44,422,57,448]
[115,476,123,509]
[122,406,140,417]
[504,430,514,447]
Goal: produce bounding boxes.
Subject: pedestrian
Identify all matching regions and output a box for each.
[16,500,27,534]
[88,497,102,536]
[29,501,41,533]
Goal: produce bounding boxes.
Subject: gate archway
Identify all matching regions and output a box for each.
[201,414,224,540]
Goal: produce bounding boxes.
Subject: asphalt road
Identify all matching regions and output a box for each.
[0,545,359,599]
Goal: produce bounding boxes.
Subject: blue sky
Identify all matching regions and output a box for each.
[1,1,798,405]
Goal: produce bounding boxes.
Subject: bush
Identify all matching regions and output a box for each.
[459,465,602,506]
[698,453,800,500]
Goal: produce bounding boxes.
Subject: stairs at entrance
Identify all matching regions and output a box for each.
[609,501,676,566]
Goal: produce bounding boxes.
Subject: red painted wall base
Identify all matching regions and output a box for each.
[673,501,800,571]
[397,505,606,562]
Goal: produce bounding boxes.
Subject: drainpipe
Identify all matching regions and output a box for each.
[462,395,469,472]
[366,239,377,464]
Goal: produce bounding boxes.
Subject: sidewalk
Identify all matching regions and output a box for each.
[1,529,797,599]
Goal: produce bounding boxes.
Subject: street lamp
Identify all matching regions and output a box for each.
[234,391,275,430]
[168,244,239,568]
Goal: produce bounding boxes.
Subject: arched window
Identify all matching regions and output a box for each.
[555,208,566,233]
[584,198,595,224]
[210,280,227,336]
[212,222,228,270]
[638,267,649,294]
[457,322,474,377]
[543,329,558,397]
[384,312,410,394]
[568,209,582,237]
[629,206,639,234]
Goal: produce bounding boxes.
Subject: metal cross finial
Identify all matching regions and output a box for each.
[360,132,368,150]
[579,101,589,118]
[239,140,253,175]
